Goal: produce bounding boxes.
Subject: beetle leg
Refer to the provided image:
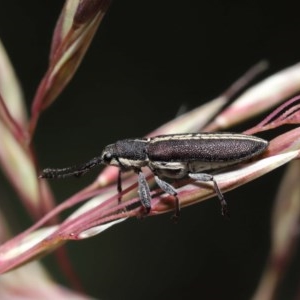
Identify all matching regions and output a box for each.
[189,173,229,218]
[117,169,122,204]
[137,171,152,214]
[154,175,180,221]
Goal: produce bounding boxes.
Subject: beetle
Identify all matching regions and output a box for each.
[40,133,268,219]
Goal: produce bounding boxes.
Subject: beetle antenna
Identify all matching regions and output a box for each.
[39,156,103,179]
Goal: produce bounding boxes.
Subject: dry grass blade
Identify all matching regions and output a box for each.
[0,41,41,215]
[246,94,300,134]
[0,40,27,127]
[30,0,113,137]
[205,62,300,131]
[252,161,300,300]
[0,261,91,299]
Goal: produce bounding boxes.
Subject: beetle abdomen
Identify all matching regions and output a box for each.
[147,133,268,163]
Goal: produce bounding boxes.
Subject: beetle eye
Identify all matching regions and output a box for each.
[102,152,112,163]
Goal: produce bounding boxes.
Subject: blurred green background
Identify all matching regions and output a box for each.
[0,1,300,299]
